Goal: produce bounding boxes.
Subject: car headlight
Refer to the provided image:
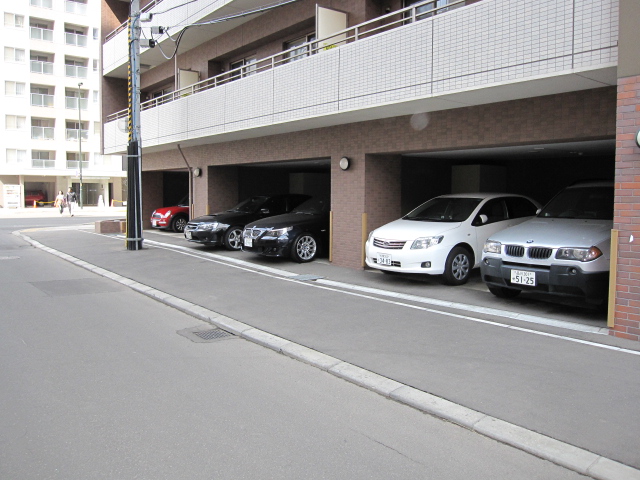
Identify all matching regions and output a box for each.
[410,236,443,249]
[556,246,603,262]
[163,210,171,218]
[199,222,218,231]
[265,226,292,237]
[483,240,502,254]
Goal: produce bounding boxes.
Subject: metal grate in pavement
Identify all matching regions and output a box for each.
[193,329,234,341]
[177,326,236,343]
[291,274,324,281]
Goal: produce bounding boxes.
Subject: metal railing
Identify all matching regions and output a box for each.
[31,158,55,168]
[30,0,53,8]
[66,128,89,141]
[104,0,165,43]
[66,160,89,169]
[31,126,54,140]
[30,26,53,41]
[65,65,88,78]
[65,32,88,47]
[65,0,87,15]
[31,60,54,74]
[31,93,54,107]
[65,97,88,109]
[106,0,466,122]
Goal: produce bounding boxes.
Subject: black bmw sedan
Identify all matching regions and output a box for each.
[184,194,310,250]
[241,197,330,262]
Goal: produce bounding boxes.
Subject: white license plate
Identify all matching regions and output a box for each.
[152,220,157,227]
[511,269,536,286]
[377,253,392,266]
[185,230,192,239]
[244,237,253,248]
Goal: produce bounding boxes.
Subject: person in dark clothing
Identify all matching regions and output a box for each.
[65,187,78,217]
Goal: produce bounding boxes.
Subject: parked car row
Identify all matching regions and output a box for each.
[151,181,614,306]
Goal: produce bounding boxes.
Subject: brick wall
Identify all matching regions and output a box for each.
[611,75,640,341]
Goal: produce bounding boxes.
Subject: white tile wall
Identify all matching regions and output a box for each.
[104,0,620,152]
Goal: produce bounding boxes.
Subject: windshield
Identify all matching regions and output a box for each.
[403,197,482,222]
[538,186,613,220]
[292,197,329,215]
[230,196,269,213]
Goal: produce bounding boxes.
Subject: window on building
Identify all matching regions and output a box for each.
[65,58,88,78]
[31,118,55,139]
[31,85,54,107]
[404,0,465,20]
[230,56,257,80]
[4,47,25,63]
[5,115,26,129]
[93,28,98,40]
[30,52,54,74]
[284,34,316,62]
[94,121,101,136]
[5,81,25,96]
[66,151,88,169]
[5,148,26,164]
[30,19,54,41]
[65,88,87,109]
[30,0,53,8]
[32,150,55,168]
[65,25,88,47]
[65,0,87,15]
[92,59,98,71]
[93,90,98,103]
[4,13,24,28]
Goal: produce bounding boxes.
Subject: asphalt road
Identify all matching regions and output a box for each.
[0,215,592,479]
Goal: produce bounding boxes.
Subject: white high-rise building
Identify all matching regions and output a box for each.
[1,0,125,209]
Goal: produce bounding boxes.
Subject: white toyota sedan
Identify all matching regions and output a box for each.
[365,193,541,285]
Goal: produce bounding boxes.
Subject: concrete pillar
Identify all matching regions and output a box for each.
[141,171,163,229]
[207,165,239,214]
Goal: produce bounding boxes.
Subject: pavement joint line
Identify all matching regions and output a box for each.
[14,229,640,480]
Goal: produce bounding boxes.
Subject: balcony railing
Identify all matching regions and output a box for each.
[30,0,53,8]
[106,0,466,121]
[65,0,87,15]
[104,0,164,42]
[31,126,54,140]
[65,65,88,78]
[65,32,88,47]
[31,60,54,74]
[31,93,54,107]
[30,27,53,41]
[66,160,89,169]
[31,158,55,168]
[65,97,88,110]
[66,128,89,141]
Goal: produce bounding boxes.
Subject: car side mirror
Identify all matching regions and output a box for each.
[473,214,488,226]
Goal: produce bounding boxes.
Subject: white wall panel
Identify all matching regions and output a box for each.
[187,87,226,139]
[223,71,274,130]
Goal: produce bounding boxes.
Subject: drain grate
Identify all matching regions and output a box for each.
[291,274,324,281]
[193,329,234,341]
[177,326,236,343]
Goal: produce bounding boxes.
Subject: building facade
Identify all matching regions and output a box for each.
[101,0,640,340]
[1,0,125,209]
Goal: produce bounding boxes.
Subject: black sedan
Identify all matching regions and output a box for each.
[242,197,330,262]
[184,194,310,250]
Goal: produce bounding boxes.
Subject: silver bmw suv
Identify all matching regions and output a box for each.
[480,182,614,305]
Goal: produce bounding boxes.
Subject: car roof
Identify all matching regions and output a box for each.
[435,192,529,200]
[566,180,614,188]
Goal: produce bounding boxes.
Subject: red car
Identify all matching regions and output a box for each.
[151,196,190,233]
[25,190,47,207]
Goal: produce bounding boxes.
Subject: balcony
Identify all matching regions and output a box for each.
[65,0,87,15]
[30,27,53,42]
[65,32,88,47]
[65,65,88,78]
[31,60,53,75]
[31,93,54,107]
[65,97,88,110]
[31,126,54,140]
[30,0,52,8]
[104,0,619,154]
[66,160,89,169]
[31,158,55,168]
[66,128,89,141]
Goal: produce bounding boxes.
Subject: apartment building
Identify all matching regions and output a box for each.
[101,0,640,340]
[1,0,125,209]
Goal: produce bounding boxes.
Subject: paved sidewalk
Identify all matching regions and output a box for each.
[0,206,126,219]
[16,225,640,480]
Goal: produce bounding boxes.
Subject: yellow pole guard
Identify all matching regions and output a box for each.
[361,212,367,268]
[329,211,333,263]
[607,229,619,328]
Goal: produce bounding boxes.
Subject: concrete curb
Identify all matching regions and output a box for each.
[16,230,640,480]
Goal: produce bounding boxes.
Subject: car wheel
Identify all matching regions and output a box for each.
[223,226,243,251]
[442,247,473,285]
[171,215,188,233]
[291,233,318,263]
[488,286,521,299]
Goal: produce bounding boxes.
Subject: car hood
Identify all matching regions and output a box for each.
[190,211,255,225]
[490,218,613,247]
[371,219,462,239]
[246,211,327,229]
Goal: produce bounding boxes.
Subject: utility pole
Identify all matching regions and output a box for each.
[77,82,83,209]
[126,0,143,250]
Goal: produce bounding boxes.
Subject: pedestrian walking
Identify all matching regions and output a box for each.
[54,191,66,215]
[65,187,78,217]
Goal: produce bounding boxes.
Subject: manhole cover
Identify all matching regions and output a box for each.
[177,326,235,343]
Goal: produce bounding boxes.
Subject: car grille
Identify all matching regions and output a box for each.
[528,247,552,259]
[152,213,162,220]
[505,244,552,259]
[373,238,406,249]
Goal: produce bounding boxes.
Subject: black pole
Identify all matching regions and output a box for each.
[126,141,143,250]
